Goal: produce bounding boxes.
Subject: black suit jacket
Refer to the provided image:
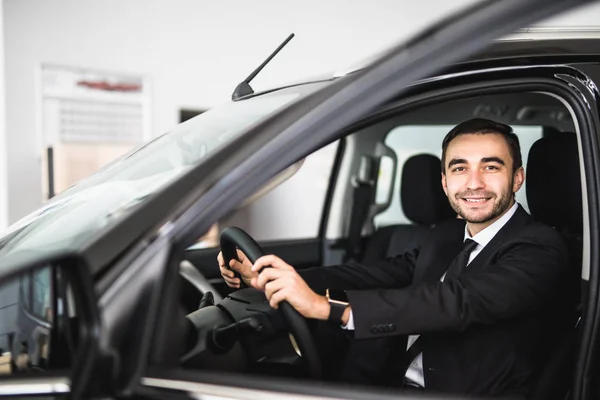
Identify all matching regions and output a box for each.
[300,205,572,397]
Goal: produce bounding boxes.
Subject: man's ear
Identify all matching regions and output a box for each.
[512,167,525,193]
[441,172,448,195]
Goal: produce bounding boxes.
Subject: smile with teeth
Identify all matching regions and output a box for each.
[463,198,490,203]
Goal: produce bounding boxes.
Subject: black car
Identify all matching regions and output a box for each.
[0,0,599,399]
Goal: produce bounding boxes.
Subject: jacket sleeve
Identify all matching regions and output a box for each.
[298,248,419,295]
[347,234,568,339]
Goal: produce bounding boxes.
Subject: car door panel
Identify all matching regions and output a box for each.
[141,371,409,400]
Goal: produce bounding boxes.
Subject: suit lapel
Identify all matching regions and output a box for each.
[463,205,531,272]
[416,205,531,283]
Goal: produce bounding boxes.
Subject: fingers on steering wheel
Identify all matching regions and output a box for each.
[269,289,287,309]
[219,263,234,279]
[236,249,247,263]
[252,255,291,273]
[229,259,243,272]
[227,279,241,289]
[219,263,241,289]
[255,267,279,290]
[221,270,240,287]
[264,277,286,300]
[217,249,245,272]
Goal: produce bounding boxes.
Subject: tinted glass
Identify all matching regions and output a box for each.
[0,265,79,375]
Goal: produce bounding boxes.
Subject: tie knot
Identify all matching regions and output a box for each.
[463,238,478,253]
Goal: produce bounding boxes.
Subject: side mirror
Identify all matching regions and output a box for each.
[0,260,99,397]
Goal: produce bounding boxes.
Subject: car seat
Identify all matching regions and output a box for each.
[526,131,583,400]
[362,154,455,262]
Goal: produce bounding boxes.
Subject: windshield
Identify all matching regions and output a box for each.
[0,82,327,265]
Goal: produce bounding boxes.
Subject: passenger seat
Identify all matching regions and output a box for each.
[526,132,582,400]
[362,154,455,262]
[527,131,583,271]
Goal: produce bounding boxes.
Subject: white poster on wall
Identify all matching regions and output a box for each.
[39,65,151,197]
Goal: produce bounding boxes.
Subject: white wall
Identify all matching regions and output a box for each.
[3,0,483,224]
[3,0,599,225]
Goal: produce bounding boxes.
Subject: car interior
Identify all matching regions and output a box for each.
[178,90,583,398]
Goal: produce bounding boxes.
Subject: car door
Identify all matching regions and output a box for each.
[111,1,600,400]
[141,63,600,400]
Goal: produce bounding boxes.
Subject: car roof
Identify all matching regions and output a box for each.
[252,34,600,102]
[327,32,600,80]
[471,29,600,62]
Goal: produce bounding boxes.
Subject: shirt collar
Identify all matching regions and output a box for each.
[464,202,519,247]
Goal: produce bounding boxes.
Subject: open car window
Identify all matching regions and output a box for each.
[190,141,340,248]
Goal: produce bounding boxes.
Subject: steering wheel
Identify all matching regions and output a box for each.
[220,226,322,379]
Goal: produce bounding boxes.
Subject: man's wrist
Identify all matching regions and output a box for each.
[315,295,331,320]
[325,289,351,325]
[341,306,351,325]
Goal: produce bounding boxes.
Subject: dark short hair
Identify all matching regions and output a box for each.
[441,118,522,174]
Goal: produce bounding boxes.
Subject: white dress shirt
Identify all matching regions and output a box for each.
[344,202,519,388]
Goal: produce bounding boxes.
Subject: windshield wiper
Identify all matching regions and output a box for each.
[231,33,295,101]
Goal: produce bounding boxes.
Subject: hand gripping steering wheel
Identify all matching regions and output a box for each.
[220,226,322,379]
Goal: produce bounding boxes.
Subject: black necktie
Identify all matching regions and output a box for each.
[398,238,479,388]
[445,238,478,279]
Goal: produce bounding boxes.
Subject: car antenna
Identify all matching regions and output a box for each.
[231,33,295,101]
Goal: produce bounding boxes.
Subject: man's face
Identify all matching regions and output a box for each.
[441,133,524,226]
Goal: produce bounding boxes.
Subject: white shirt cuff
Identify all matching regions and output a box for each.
[341,310,355,330]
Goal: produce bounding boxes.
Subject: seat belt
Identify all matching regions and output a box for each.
[347,156,376,261]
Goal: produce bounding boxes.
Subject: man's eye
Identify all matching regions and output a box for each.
[485,165,499,171]
[452,167,466,172]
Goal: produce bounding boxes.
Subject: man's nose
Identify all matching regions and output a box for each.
[466,170,485,190]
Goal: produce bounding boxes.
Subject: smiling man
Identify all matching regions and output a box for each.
[218,118,571,397]
[442,121,524,236]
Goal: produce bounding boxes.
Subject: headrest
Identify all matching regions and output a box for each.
[526,132,583,233]
[401,154,455,225]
